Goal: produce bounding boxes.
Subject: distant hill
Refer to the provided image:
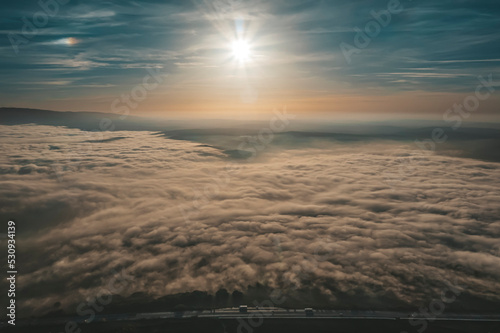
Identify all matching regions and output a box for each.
[0,107,179,132]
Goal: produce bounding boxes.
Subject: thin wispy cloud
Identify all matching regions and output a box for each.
[1,0,499,116]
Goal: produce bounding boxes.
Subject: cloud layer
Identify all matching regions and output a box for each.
[1,124,499,315]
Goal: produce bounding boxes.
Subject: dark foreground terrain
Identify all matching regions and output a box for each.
[3,318,499,333]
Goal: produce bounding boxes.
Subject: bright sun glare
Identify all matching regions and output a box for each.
[232,39,251,62]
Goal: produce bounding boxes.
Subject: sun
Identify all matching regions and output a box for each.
[231,39,251,62]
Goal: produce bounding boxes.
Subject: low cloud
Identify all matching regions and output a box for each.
[0,124,499,316]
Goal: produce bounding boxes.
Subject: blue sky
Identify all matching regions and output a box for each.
[1,0,499,119]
